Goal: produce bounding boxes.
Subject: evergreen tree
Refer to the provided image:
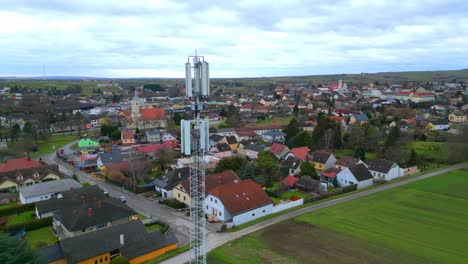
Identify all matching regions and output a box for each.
[407,149,420,166]
[384,125,401,149]
[284,118,301,144]
[334,122,342,149]
[299,160,318,179]
[10,124,21,141]
[0,235,45,264]
[353,147,366,161]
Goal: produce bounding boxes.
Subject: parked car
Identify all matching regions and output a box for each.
[103,189,109,196]
[119,196,127,203]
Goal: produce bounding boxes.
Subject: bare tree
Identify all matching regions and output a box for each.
[127,156,151,192]
[154,147,176,171]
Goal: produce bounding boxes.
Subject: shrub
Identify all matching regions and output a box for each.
[7,217,53,231]
[0,203,35,218]
[159,199,186,209]
[341,184,357,193]
[265,190,279,198]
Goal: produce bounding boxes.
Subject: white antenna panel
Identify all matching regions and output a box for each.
[185,62,192,97]
[201,61,209,96]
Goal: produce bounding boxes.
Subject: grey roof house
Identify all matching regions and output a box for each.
[19,179,82,204]
[153,167,191,199]
[96,152,123,168]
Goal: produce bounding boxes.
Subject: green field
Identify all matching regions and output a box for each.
[8,133,78,156]
[7,211,35,226]
[209,169,468,264]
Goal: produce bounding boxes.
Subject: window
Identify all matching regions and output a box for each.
[252,213,255,216]
[82,228,86,232]
[219,212,221,216]
[105,256,108,261]
[206,205,208,209]
[210,197,213,201]
[178,193,180,198]
[100,258,103,263]
[262,210,266,213]
[215,199,217,204]
[17,175,23,181]
[95,260,98,264]
[183,196,186,201]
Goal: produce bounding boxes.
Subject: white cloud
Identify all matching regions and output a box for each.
[0,0,467,77]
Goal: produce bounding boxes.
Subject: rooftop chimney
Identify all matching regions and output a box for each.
[87,208,93,217]
[120,234,125,246]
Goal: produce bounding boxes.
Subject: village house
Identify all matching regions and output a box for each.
[281,156,302,175]
[153,167,190,198]
[211,143,233,159]
[310,150,337,171]
[336,164,373,189]
[448,111,467,123]
[121,129,135,145]
[19,179,82,204]
[285,146,311,161]
[268,143,290,160]
[366,159,404,181]
[0,164,62,192]
[204,179,273,225]
[349,113,369,125]
[261,131,286,143]
[244,145,267,160]
[320,168,341,187]
[173,170,241,206]
[294,176,323,193]
[97,152,123,168]
[40,220,177,264]
[146,129,162,143]
[335,156,364,170]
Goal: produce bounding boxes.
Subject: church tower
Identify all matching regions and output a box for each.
[131,89,141,128]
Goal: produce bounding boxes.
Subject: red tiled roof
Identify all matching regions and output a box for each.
[281,175,299,187]
[269,143,288,156]
[288,146,311,160]
[236,129,257,137]
[328,116,345,122]
[134,142,172,153]
[0,158,42,173]
[181,170,241,195]
[121,130,134,140]
[140,108,166,120]
[119,110,131,116]
[209,179,272,216]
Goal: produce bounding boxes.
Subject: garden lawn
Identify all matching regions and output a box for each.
[7,210,35,226]
[145,222,168,233]
[0,203,19,210]
[209,170,468,264]
[35,134,78,155]
[25,227,57,249]
[333,148,377,159]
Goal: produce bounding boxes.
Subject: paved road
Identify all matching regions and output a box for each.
[161,162,468,264]
[41,141,224,246]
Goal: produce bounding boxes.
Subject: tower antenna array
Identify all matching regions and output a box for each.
[181,52,210,264]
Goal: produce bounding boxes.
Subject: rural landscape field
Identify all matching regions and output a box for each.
[208,169,468,264]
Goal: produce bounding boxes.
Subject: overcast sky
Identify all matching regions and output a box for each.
[0,0,467,78]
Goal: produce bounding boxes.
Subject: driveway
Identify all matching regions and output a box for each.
[161,162,468,264]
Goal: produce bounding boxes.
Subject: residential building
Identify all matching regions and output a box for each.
[425,121,450,131]
[320,168,341,187]
[449,111,467,123]
[153,167,190,198]
[335,156,364,170]
[211,143,233,159]
[310,150,337,171]
[280,175,299,189]
[225,136,238,152]
[97,152,123,168]
[336,164,373,189]
[40,220,177,264]
[215,128,237,137]
[294,176,323,193]
[268,143,289,160]
[0,157,42,173]
[173,170,241,206]
[244,145,266,160]
[261,131,285,143]
[0,164,62,192]
[146,129,162,143]
[130,94,167,129]
[285,146,310,160]
[121,129,135,145]
[78,138,99,148]
[281,156,302,175]
[366,159,404,181]
[204,179,273,225]
[349,113,369,125]
[35,185,136,238]
[19,179,82,204]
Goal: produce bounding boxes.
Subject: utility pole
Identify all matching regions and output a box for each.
[181,52,210,264]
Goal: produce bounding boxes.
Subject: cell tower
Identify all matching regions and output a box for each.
[181,52,210,264]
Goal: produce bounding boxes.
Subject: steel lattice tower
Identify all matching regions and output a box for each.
[181,53,210,264]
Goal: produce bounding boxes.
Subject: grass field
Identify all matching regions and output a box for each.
[8,133,78,156]
[333,148,377,160]
[209,169,468,264]
[24,227,58,249]
[7,211,35,226]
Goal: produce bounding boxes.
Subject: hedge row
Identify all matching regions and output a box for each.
[7,217,53,231]
[304,184,357,203]
[265,190,279,198]
[0,203,35,217]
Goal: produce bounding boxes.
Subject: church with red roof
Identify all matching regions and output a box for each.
[129,92,167,129]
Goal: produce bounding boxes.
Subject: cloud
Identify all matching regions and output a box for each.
[0,0,466,77]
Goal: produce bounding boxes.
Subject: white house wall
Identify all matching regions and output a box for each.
[337,168,358,187]
[232,204,273,226]
[357,178,373,189]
